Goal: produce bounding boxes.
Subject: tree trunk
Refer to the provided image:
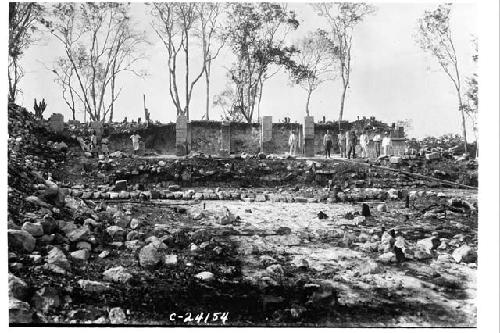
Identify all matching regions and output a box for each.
[257,81,263,121]
[110,78,115,123]
[205,68,210,120]
[339,84,347,122]
[69,85,76,121]
[110,60,116,123]
[8,59,18,103]
[458,96,468,154]
[185,34,189,120]
[8,71,15,103]
[305,89,312,116]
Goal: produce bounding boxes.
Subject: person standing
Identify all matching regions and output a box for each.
[323,130,333,159]
[338,131,346,158]
[130,132,141,155]
[347,130,358,159]
[288,130,298,156]
[359,130,369,158]
[345,130,350,155]
[382,131,392,156]
[90,130,98,158]
[372,130,382,157]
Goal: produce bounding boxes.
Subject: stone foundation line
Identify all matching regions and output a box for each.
[330,157,477,191]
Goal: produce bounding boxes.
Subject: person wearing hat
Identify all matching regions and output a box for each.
[372,130,382,157]
[382,131,392,156]
[323,130,333,159]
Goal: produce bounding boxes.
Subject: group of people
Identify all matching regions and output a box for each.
[328,129,392,159]
[287,128,393,159]
[323,130,361,159]
[81,130,110,160]
[77,130,142,160]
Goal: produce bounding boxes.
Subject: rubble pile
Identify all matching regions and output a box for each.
[8,103,68,220]
[375,155,478,187]
[60,153,477,199]
[7,105,478,326]
[7,193,351,324]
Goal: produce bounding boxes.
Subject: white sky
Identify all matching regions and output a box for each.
[17,2,477,139]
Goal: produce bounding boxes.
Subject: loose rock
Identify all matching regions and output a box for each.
[452,245,477,263]
[46,247,70,271]
[22,221,44,237]
[195,271,215,281]
[9,274,29,301]
[31,287,60,313]
[8,229,36,253]
[9,298,33,323]
[78,280,110,293]
[138,244,162,268]
[108,307,126,324]
[103,266,133,283]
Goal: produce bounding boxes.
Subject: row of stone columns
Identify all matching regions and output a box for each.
[174,115,317,157]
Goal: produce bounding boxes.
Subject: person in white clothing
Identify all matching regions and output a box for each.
[288,130,298,156]
[359,131,369,158]
[381,132,392,156]
[130,132,141,154]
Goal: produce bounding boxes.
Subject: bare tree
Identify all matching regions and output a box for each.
[151,3,206,120]
[416,4,468,153]
[463,36,478,156]
[312,3,376,122]
[46,3,146,122]
[8,2,44,103]
[195,3,225,120]
[292,30,337,116]
[51,58,77,120]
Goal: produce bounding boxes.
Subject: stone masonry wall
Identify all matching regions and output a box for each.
[70,118,404,157]
[270,123,303,154]
[108,123,176,154]
[190,121,221,155]
[230,123,261,154]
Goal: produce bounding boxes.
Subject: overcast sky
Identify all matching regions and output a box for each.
[17,2,477,139]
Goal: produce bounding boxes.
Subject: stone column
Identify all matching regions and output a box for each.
[49,113,64,133]
[304,116,315,157]
[90,120,103,141]
[220,121,231,157]
[176,115,188,156]
[261,116,273,154]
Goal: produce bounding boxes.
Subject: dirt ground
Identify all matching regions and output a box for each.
[199,197,477,326]
[11,185,476,326]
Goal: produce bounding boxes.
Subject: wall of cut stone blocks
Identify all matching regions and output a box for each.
[230,123,261,154]
[190,121,221,155]
[49,113,64,133]
[271,123,303,154]
[64,117,406,157]
[107,124,176,154]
